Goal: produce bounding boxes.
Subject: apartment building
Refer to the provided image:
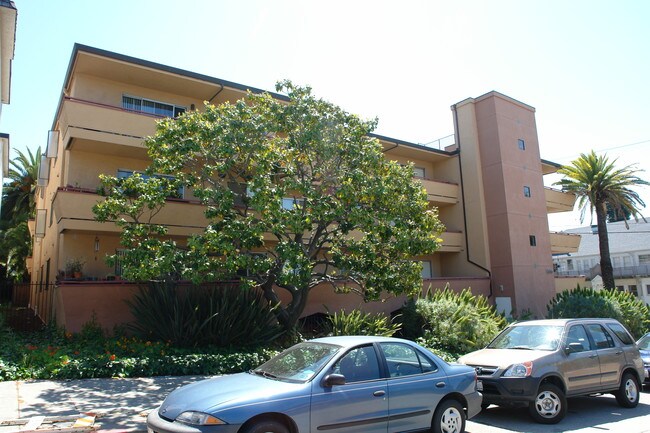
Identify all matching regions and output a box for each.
[554,219,650,303]
[29,44,579,332]
[0,0,16,214]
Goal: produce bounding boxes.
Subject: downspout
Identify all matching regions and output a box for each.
[451,104,493,299]
[382,141,399,153]
[207,83,225,104]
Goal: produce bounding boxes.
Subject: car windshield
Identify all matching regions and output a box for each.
[638,334,650,350]
[251,342,340,383]
[488,324,564,351]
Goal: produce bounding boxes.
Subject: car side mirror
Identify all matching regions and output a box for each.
[565,342,584,354]
[323,373,346,387]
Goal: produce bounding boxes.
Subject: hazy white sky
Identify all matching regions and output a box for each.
[2,0,649,230]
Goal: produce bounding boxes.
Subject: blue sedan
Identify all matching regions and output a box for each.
[637,332,650,384]
[147,336,482,433]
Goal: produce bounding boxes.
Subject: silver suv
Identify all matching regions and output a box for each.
[458,318,645,424]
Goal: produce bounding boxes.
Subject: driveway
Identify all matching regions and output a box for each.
[467,388,650,433]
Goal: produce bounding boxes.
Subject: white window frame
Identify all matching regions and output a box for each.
[413,166,426,178]
[122,94,186,118]
[420,260,433,279]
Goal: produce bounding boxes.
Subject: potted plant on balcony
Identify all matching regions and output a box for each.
[65,257,85,279]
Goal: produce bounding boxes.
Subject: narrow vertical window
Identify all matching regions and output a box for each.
[523,186,531,197]
[518,139,526,150]
[529,235,537,246]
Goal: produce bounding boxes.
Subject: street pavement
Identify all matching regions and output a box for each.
[1,376,650,433]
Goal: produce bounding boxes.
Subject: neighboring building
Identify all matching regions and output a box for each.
[29,44,578,331]
[0,0,16,213]
[554,219,650,303]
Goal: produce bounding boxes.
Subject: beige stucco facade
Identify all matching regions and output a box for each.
[0,0,16,214]
[29,44,579,331]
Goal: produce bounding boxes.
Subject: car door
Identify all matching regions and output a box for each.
[310,344,388,433]
[379,342,444,432]
[561,324,602,395]
[586,323,623,388]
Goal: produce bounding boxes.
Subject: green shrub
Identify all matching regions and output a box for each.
[327,309,400,337]
[127,281,283,347]
[547,286,650,338]
[401,287,506,355]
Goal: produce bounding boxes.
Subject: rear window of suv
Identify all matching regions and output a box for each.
[607,323,634,345]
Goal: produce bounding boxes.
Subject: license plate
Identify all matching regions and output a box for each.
[476,380,483,391]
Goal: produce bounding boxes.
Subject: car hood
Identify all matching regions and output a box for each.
[458,348,553,368]
[159,372,304,419]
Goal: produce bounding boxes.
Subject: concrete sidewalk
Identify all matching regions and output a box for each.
[0,376,207,433]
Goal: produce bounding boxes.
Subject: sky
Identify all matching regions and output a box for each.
[2,0,649,230]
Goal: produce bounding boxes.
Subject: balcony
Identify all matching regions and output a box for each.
[419,178,459,206]
[58,97,159,149]
[545,187,576,213]
[53,187,208,237]
[438,231,463,252]
[550,231,581,254]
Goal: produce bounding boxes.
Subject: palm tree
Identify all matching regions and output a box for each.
[2,146,41,222]
[1,147,41,282]
[555,150,649,290]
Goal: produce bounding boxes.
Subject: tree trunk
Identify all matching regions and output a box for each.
[259,279,310,331]
[596,202,615,290]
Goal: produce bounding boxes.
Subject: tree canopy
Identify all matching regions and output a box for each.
[555,150,648,289]
[93,82,444,329]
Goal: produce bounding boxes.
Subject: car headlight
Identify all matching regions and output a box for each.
[176,411,226,426]
[503,361,533,377]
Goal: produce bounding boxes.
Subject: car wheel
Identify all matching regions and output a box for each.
[241,419,289,433]
[432,399,465,433]
[528,383,567,424]
[615,372,640,408]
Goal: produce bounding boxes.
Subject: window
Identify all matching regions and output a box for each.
[647,284,650,296]
[114,249,128,277]
[629,285,638,297]
[118,169,184,199]
[333,345,381,383]
[624,256,632,267]
[123,95,185,118]
[413,166,426,178]
[639,254,650,264]
[380,342,437,377]
[607,323,634,345]
[282,197,305,210]
[518,139,526,150]
[529,235,536,246]
[523,186,531,197]
[613,257,621,268]
[567,259,574,270]
[566,325,592,351]
[420,260,433,279]
[586,324,615,349]
[616,285,625,291]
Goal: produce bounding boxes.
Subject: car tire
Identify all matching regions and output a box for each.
[241,419,289,433]
[432,399,465,433]
[615,372,640,408]
[528,383,567,424]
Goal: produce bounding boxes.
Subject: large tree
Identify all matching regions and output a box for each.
[93,82,444,330]
[0,147,41,282]
[555,151,648,289]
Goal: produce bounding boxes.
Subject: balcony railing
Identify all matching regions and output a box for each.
[58,97,159,148]
[550,231,581,254]
[554,264,650,279]
[544,187,576,213]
